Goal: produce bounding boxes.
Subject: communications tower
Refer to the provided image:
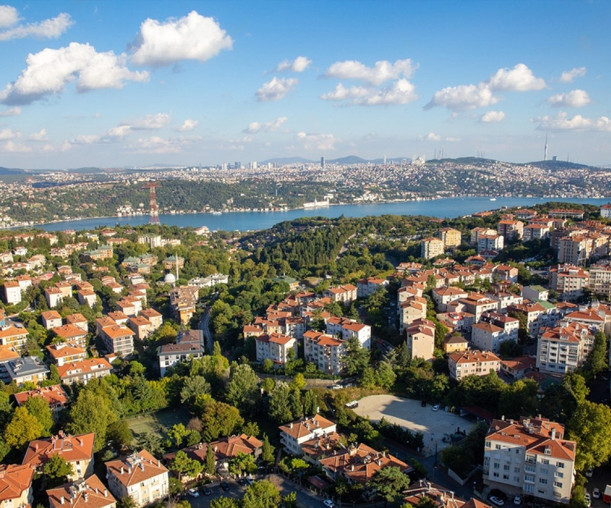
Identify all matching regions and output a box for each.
[143,182,160,224]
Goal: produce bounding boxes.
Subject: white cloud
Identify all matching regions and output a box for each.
[130,11,232,67]
[534,111,611,132]
[176,119,199,132]
[547,89,590,108]
[28,128,48,141]
[560,67,586,83]
[276,56,311,73]
[324,58,416,86]
[2,140,30,152]
[0,106,20,116]
[424,132,441,141]
[124,113,171,130]
[481,110,506,123]
[244,116,287,134]
[296,132,336,151]
[255,77,297,102]
[321,79,417,106]
[0,5,19,28]
[132,136,186,154]
[106,125,132,138]
[0,42,149,105]
[0,12,73,41]
[0,128,18,140]
[488,63,545,91]
[425,83,497,111]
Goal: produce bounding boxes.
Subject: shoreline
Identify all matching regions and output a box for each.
[4,194,609,231]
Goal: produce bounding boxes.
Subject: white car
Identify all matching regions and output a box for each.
[593,488,601,499]
[513,495,521,505]
[187,488,200,498]
[489,496,505,506]
[585,468,594,478]
[323,500,335,508]
[432,404,440,411]
[584,493,592,507]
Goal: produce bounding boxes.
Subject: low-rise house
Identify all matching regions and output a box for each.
[443,334,469,354]
[45,287,64,308]
[139,308,162,331]
[187,273,229,288]
[448,350,501,381]
[0,464,34,508]
[23,432,95,481]
[157,330,205,377]
[41,310,63,330]
[319,442,409,485]
[432,286,468,312]
[3,356,49,385]
[105,450,169,508]
[357,277,388,298]
[279,415,337,456]
[57,358,112,385]
[77,289,97,308]
[500,357,536,380]
[65,313,88,332]
[14,384,70,415]
[47,474,117,508]
[322,284,358,305]
[406,318,436,361]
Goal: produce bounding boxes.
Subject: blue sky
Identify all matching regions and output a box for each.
[0,0,609,168]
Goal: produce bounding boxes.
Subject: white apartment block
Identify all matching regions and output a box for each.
[589,263,611,299]
[431,286,468,313]
[550,265,590,301]
[322,284,357,305]
[471,322,510,354]
[421,237,445,259]
[2,281,21,305]
[483,417,576,504]
[255,333,296,365]
[326,317,371,349]
[279,414,337,456]
[537,322,595,375]
[357,277,388,298]
[477,233,504,255]
[303,330,346,375]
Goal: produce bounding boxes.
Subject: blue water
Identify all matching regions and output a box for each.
[37,197,610,232]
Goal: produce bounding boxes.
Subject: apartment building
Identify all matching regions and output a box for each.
[550,265,590,301]
[431,286,468,312]
[477,233,504,256]
[589,263,611,299]
[157,330,205,376]
[0,464,34,508]
[421,237,445,259]
[57,358,113,385]
[483,417,576,504]
[279,414,337,456]
[105,450,169,508]
[439,227,462,248]
[523,223,550,241]
[2,280,21,305]
[303,331,346,375]
[357,277,388,298]
[448,350,500,381]
[322,284,357,305]
[47,474,116,508]
[41,310,63,330]
[100,325,135,356]
[326,317,371,348]
[497,220,524,241]
[536,321,596,375]
[406,318,435,361]
[255,333,296,365]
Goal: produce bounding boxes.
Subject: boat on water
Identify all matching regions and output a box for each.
[211,211,222,216]
[490,198,497,201]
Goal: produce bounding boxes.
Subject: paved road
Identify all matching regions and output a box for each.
[199,308,214,353]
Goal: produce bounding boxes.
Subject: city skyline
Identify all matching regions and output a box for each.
[0,0,610,169]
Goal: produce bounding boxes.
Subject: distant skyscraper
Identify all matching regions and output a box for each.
[321,156,325,168]
[383,155,387,165]
[544,134,548,161]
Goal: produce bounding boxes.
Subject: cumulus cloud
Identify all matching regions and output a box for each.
[28,128,48,141]
[481,110,506,123]
[0,12,72,41]
[424,132,441,141]
[2,140,30,152]
[488,63,545,91]
[0,42,149,105]
[255,77,297,101]
[547,89,590,108]
[321,79,417,106]
[0,128,18,140]
[130,11,232,66]
[324,58,416,86]
[276,56,311,73]
[131,136,189,154]
[296,131,336,151]
[244,116,287,134]
[0,5,19,28]
[0,106,20,116]
[560,67,586,83]
[176,119,199,132]
[123,113,171,130]
[534,111,611,132]
[425,83,497,111]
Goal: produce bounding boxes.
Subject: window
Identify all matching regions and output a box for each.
[514,476,520,483]
[493,472,499,478]
[503,474,509,480]
[555,472,564,478]
[554,481,563,488]
[542,459,549,465]
[493,463,500,469]
[514,467,520,473]
[557,462,564,468]
[539,478,548,485]
[495,444,501,450]
[504,465,510,471]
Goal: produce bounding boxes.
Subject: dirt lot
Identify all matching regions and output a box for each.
[353,394,476,456]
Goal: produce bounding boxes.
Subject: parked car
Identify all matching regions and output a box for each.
[513,495,521,505]
[432,404,440,411]
[593,488,601,499]
[585,468,594,478]
[323,500,335,508]
[187,488,200,498]
[584,492,592,507]
[489,496,505,506]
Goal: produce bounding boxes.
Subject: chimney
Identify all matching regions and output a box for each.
[551,428,556,440]
[104,489,108,497]
[60,496,65,505]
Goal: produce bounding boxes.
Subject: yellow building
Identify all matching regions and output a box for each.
[439,227,462,248]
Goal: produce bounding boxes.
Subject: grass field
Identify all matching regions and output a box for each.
[127,408,191,438]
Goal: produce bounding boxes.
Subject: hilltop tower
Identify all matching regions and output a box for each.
[143,181,160,224]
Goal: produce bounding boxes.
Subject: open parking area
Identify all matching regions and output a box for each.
[353,394,476,456]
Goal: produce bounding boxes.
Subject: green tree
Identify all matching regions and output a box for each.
[283,491,298,508]
[205,444,216,475]
[568,400,611,470]
[242,421,259,437]
[588,331,608,378]
[67,389,118,451]
[242,480,282,508]
[291,373,306,391]
[228,451,257,476]
[180,376,211,406]
[268,382,293,423]
[107,420,133,449]
[370,466,411,506]
[24,397,54,436]
[375,361,397,390]
[342,337,370,376]
[195,395,244,441]
[170,450,203,480]
[4,406,44,447]
[43,454,74,486]
[302,389,318,416]
[210,498,239,508]
[261,434,275,465]
[359,366,377,389]
[225,363,259,410]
